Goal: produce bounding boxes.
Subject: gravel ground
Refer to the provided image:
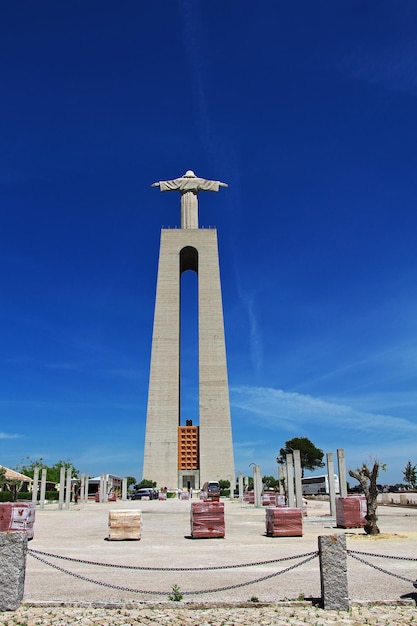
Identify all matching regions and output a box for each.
[1,602,416,625]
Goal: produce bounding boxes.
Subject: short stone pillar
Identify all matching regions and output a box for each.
[0,532,28,611]
[318,534,349,610]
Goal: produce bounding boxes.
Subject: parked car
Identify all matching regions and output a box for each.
[129,488,157,500]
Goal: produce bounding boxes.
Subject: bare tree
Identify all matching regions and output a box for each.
[348,460,382,535]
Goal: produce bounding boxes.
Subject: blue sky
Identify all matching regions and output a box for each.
[1,2,416,485]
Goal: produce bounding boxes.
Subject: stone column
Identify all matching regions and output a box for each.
[39,468,47,510]
[293,449,303,509]
[79,474,85,502]
[0,532,28,611]
[337,449,348,497]
[286,454,295,507]
[84,475,89,503]
[58,466,65,510]
[278,464,285,494]
[100,474,108,503]
[327,453,336,517]
[318,534,349,610]
[65,468,71,510]
[253,465,262,507]
[122,478,127,501]
[238,472,243,503]
[31,466,39,505]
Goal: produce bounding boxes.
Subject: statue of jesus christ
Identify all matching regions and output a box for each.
[151,170,228,229]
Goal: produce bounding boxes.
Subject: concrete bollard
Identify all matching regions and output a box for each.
[318,533,349,610]
[0,532,28,611]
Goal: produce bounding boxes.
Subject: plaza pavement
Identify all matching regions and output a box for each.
[4,496,416,624]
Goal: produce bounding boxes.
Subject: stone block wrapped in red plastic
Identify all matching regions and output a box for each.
[261,493,276,506]
[190,501,225,538]
[265,506,303,537]
[336,496,367,528]
[0,502,36,540]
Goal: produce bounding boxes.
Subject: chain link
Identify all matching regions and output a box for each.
[28,548,317,571]
[28,550,319,597]
[187,553,319,595]
[348,552,416,584]
[348,549,417,562]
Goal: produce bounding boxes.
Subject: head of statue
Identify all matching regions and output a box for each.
[184,170,196,178]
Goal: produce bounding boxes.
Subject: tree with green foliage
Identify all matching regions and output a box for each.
[277,437,325,477]
[349,460,385,535]
[125,476,137,489]
[14,457,79,483]
[402,461,417,489]
[219,479,230,496]
[262,475,280,490]
[135,479,157,490]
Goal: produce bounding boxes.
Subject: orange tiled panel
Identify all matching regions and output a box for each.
[178,426,199,469]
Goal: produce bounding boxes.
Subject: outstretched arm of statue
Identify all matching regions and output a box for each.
[219,182,228,188]
[151,182,161,187]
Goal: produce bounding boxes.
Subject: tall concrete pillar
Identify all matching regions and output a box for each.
[278,464,285,494]
[143,172,234,490]
[293,449,303,509]
[39,468,47,510]
[327,452,336,517]
[238,472,243,503]
[84,475,89,503]
[58,466,65,510]
[65,468,71,510]
[31,466,39,505]
[337,448,348,497]
[253,465,262,507]
[286,454,295,507]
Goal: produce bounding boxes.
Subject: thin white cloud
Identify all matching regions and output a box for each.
[334,41,417,93]
[0,432,21,440]
[244,291,263,374]
[230,385,417,435]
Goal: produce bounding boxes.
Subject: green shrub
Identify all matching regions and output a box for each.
[16,492,32,500]
[46,490,59,501]
[0,491,13,502]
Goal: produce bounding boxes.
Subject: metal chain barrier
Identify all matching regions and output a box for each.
[27,549,319,597]
[348,549,417,562]
[348,551,416,584]
[28,548,317,571]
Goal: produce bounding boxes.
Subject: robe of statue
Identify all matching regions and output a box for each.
[152,171,227,229]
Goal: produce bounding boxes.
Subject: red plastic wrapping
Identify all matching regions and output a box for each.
[190,501,225,538]
[261,493,276,506]
[265,507,303,537]
[0,502,36,539]
[336,496,367,528]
